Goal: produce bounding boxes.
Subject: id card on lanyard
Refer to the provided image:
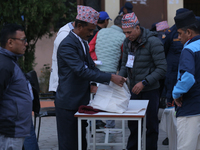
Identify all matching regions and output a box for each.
[126,52,135,68]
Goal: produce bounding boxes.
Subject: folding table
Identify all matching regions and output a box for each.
[74,100,149,150]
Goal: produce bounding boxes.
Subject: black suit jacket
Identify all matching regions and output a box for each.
[55,31,111,110]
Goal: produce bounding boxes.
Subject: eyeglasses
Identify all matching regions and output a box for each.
[11,38,27,44]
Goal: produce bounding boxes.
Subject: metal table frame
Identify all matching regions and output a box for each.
[75,100,149,150]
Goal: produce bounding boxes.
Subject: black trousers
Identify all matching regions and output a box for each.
[55,106,87,150]
[127,89,159,150]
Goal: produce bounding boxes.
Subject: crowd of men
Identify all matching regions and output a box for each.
[1,2,200,150]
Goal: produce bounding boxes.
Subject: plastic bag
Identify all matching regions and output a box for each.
[90,81,131,113]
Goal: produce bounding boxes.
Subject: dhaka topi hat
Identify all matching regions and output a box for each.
[122,12,139,28]
[174,10,197,29]
[156,21,169,31]
[99,11,112,21]
[76,5,100,25]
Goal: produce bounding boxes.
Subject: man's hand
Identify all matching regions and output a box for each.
[90,85,98,93]
[132,81,144,95]
[110,74,126,87]
[174,97,183,107]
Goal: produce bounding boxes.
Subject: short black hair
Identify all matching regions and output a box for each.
[181,23,200,34]
[74,19,88,28]
[0,23,24,48]
[97,19,109,24]
[114,15,123,26]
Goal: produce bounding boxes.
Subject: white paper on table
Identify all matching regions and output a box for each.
[124,100,146,113]
[124,108,146,113]
[94,60,102,65]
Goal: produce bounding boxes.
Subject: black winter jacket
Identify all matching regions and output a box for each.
[119,27,167,91]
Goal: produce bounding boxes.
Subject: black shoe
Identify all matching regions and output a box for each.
[162,137,169,145]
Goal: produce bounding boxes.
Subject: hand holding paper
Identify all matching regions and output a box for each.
[90,85,98,93]
[111,74,127,87]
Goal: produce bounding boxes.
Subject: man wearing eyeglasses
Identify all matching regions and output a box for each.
[0,24,32,150]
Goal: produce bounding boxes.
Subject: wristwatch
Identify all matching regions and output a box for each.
[142,79,148,86]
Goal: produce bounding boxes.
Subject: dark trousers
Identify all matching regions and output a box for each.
[55,106,87,150]
[23,119,39,150]
[127,89,159,150]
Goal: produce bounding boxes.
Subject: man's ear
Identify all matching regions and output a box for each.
[7,39,13,47]
[135,25,140,31]
[77,23,83,30]
[186,29,192,37]
[4,39,13,50]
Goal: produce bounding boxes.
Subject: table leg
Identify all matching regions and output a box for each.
[78,118,82,150]
[87,120,91,150]
[143,116,146,150]
[92,119,96,150]
[138,119,142,150]
[122,120,125,149]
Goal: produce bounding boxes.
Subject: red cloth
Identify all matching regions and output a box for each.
[89,32,98,60]
[78,105,102,114]
[120,43,123,59]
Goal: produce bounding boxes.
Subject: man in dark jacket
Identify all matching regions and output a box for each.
[119,12,167,150]
[173,10,200,150]
[0,24,32,150]
[55,5,126,150]
[161,8,189,146]
[162,8,189,107]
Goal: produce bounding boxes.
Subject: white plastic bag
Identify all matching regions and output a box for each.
[90,81,131,113]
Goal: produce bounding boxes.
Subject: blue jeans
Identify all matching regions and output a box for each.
[127,89,159,150]
[23,119,39,150]
[105,120,115,128]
